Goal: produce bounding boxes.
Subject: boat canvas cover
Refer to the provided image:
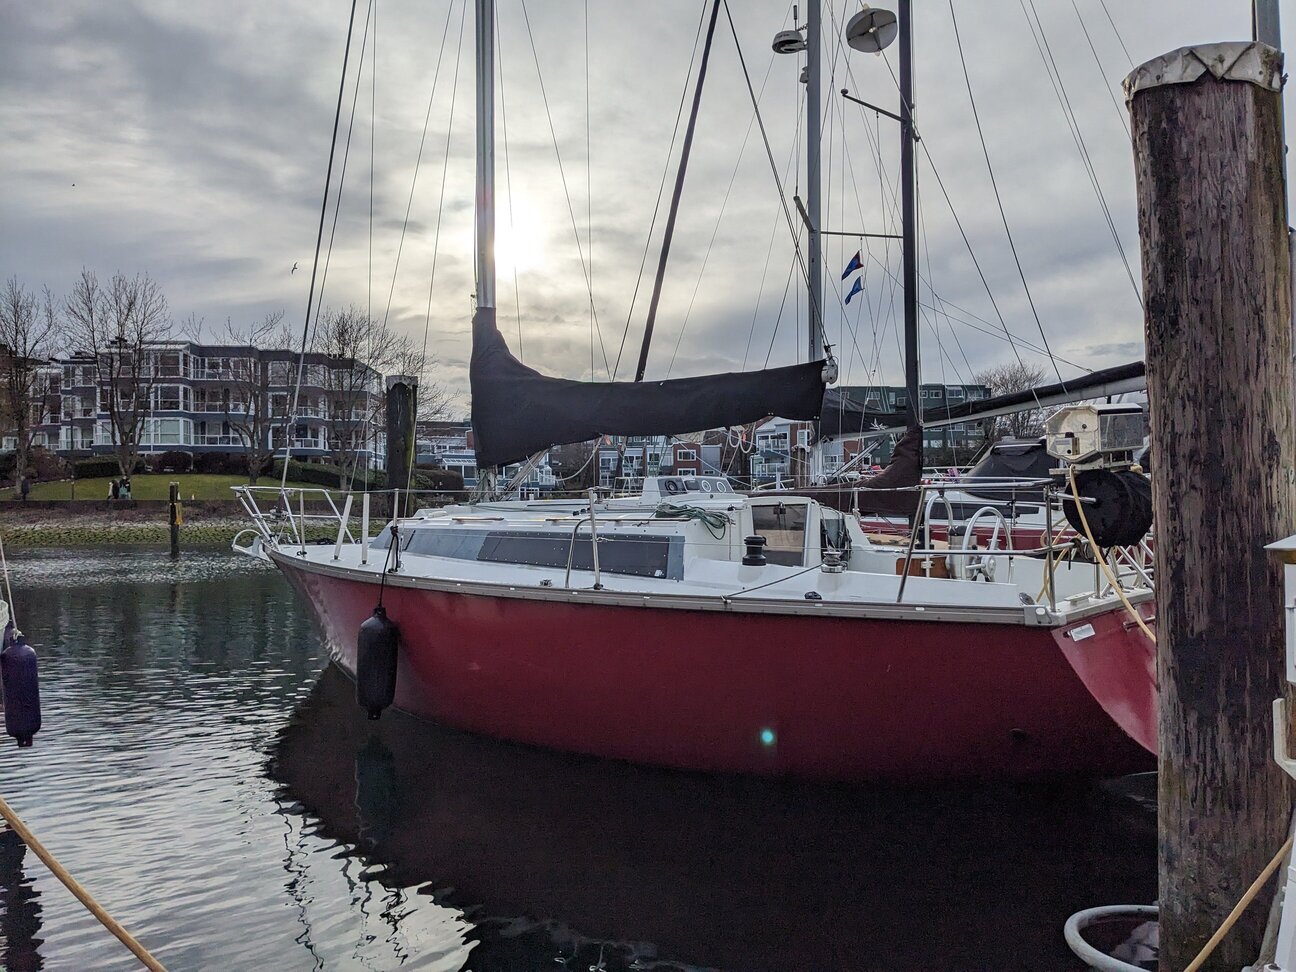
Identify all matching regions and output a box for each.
[962,439,1052,502]
[816,386,907,440]
[470,308,826,468]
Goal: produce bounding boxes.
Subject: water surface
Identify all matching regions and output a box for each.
[0,547,1154,970]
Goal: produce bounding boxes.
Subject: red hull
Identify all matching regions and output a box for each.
[274,554,1154,783]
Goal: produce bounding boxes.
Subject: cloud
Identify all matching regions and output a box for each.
[0,0,1277,414]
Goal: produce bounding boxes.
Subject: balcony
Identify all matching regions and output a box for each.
[195,434,243,446]
[274,437,326,451]
[192,402,250,414]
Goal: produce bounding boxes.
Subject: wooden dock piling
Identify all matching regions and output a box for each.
[1127,42,1296,970]
[385,375,417,519]
[168,481,180,558]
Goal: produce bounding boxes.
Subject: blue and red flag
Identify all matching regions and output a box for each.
[844,277,864,305]
[841,250,863,280]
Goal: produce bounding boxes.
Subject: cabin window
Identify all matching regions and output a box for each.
[751,503,807,567]
[478,530,681,579]
[385,527,684,579]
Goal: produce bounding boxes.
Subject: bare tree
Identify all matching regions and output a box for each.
[393,341,454,425]
[221,311,289,484]
[974,361,1049,440]
[63,270,172,476]
[0,279,60,487]
[312,306,400,487]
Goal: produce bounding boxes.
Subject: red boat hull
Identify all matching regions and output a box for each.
[274,554,1154,783]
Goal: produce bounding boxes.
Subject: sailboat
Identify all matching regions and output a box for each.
[236,0,1156,783]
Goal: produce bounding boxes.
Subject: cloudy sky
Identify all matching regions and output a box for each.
[1,2,1288,412]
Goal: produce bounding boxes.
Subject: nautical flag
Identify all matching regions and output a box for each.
[841,250,863,280]
[844,277,864,305]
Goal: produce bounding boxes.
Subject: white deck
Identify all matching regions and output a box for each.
[237,475,1154,629]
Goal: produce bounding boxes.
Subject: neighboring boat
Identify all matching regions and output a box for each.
[238,0,1157,782]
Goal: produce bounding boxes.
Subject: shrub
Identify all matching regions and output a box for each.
[193,452,249,475]
[0,448,69,485]
[412,468,464,493]
[272,459,381,490]
[30,448,69,482]
[151,450,193,473]
[75,457,124,479]
[72,456,147,478]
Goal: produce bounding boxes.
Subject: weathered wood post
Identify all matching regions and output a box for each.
[168,481,181,558]
[385,375,417,520]
[1127,42,1296,970]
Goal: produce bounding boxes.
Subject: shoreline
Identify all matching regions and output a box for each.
[0,503,342,548]
[0,511,251,547]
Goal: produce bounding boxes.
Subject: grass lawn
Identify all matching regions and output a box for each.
[4,473,323,501]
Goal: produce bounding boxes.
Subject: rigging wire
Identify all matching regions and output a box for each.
[1072,0,1131,141]
[636,0,723,382]
[518,0,609,378]
[948,0,1066,388]
[368,0,377,369]
[495,2,524,359]
[585,0,594,383]
[860,250,1093,373]
[764,239,802,368]
[397,0,464,496]
[665,12,783,376]
[306,0,375,353]
[1019,0,1141,305]
[1098,0,1136,70]
[861,36,1046,396]
[358,0,377,495]
[743,118,804,370]
[722,0,827,357]
[282,0,362,487]
[613,0,710,379]
[419,0,469,377]
[379,0,458,336]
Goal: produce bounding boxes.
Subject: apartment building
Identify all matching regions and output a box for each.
[594,436,722,488]
[44,341,386,466]
[749,382,993,485]
[415,420,556,494]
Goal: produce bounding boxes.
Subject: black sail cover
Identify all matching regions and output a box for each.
[471,308,826,469]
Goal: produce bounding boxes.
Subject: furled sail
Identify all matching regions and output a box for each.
[470,308,826,469]
[816,386,907,440]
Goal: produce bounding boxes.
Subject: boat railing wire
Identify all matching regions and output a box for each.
[231,479,1154,606]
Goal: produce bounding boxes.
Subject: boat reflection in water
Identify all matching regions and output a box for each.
[269,664,1155,972]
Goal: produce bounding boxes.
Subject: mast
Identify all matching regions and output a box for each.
[475,0,495,312]
[1254,0,1281,48]
[898,0,919,430]
[806,1,823,363]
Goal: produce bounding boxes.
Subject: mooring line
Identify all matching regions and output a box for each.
[0,794,167,971]
[0,532,16,630]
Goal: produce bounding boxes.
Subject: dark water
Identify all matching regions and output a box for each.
[0,548,1156,971]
